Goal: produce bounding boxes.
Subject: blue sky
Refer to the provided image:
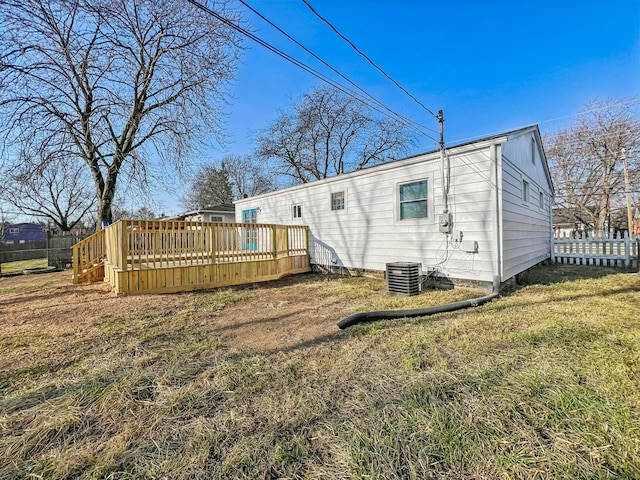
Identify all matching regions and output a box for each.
[152,0,640,214]
[5,0,639,219]
[218,0,639,151]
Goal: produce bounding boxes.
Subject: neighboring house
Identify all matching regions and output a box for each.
[170,204,235,223]
[552,206,638,237]
[235,125,554,287]
[552,208,589,238]
[610,206,639,236]
[2,223,46,244]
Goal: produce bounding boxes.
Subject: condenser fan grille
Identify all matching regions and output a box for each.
[386,262,421,296]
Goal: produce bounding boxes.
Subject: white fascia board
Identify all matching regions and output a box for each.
[533,128,556,198]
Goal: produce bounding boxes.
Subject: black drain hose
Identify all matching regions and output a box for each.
[337,276,501,330]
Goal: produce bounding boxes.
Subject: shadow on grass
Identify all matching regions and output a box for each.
[188,264,634,300]
[190,264,637,355]
[512,263,634,290]
[185,271,354,298]
[210,300,344,334]
[0,285,111,308]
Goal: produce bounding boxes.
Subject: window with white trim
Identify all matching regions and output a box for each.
[399,179,428,219]
[293,204,302,218]
[331,191,344,211]
[8,227,19,234]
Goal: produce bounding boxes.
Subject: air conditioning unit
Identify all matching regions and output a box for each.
[386,262,421,296]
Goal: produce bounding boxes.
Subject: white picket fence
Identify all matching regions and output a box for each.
[552,232,639,268]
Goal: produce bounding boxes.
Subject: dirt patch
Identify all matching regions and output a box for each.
[208,276,354,354]
[0,271,354,365]
[0,271,180,328]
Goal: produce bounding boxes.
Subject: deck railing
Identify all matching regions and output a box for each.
[72,229,105,283]
[102,220,308,271]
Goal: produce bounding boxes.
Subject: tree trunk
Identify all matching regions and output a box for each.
[98,178,116,228]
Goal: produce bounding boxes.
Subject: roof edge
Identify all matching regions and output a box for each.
[236,124,541,203]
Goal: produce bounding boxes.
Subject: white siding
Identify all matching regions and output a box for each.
[237,148,499,283]
[500,131,553,279]
[235,126,553,285]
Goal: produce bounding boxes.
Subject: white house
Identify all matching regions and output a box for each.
[235,125,554,287]
[170,204,235,223]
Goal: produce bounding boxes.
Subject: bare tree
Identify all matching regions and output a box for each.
[223,155,276,198]
[256,86,416,183]
[181,155,275,209]
[1,148,96,232]
[181,164,234,210]
[0,0,244,226]
[112,205,159,222]
[545,98,640,232]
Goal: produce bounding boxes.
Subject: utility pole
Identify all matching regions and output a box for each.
[437,109,445,151]
[437,110,448,212]
[437,109,452,236]
[622,148,635,234]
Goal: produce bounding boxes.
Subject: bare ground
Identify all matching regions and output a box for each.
[0,271,361,376]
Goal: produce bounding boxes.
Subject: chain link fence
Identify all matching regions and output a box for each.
[0,233,89,273]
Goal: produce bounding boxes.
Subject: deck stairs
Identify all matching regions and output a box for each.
[72,229,106,284]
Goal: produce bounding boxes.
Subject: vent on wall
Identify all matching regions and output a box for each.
[386,262,422,296]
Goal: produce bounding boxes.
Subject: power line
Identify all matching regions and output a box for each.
[554,191,640,197]
[301,0,439,119]
[238,0,439,136]
[449,99,640,147]
[184,0,438,142]
[536,98,640,127]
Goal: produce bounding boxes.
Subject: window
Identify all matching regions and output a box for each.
[539,191,544,209]
[293,204,302,218]
[209,215,223,222]
[522,180,530,202]
[399,180,428,219]
[242,209,257,224]
[8,227,19,234]
[242,209,258,251]
[331,191,344,211]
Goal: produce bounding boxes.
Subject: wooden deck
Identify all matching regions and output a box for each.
[73,220,310,295]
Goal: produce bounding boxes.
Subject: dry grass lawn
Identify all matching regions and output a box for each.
[0,265,639,479]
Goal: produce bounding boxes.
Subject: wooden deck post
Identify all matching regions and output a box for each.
[272,225,277,259]
[214,225,218,263]
[72,243,80,283]
[285,227,290,257]
[120,220,128,271]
